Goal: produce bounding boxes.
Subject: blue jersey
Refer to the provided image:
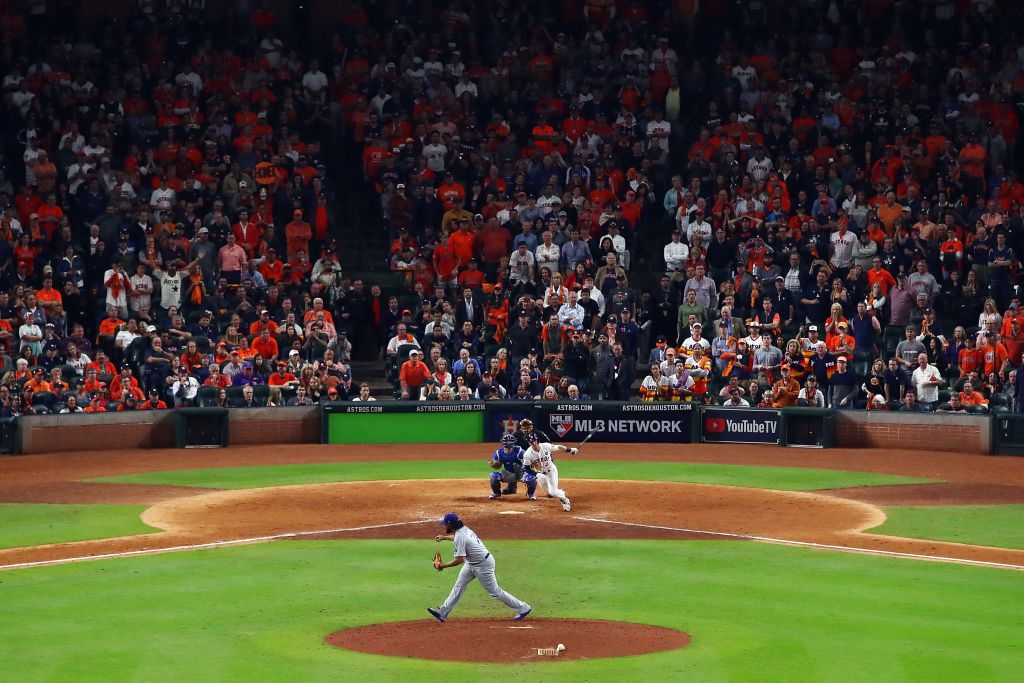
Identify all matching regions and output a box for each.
[491,445,525,473]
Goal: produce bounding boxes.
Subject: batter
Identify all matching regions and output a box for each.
[522,433,577,511]
[427,513,532,622]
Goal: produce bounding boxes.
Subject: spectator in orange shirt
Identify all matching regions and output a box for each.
[457,258,486,288]
[84,393,107,413]
[36,273,62,312]
[285,208,312,259]
[248,309,279,336]
[399,347,431,400]
[957,380,989,413]
[258,247,285,283]
[251,327,280,361]
[866,257,897,295]
[302,297,335,325]
[24,368,52,395]
[876,192,903,231]
[35,194,63,238]
[109,365,144,399]
[958,337,982,377]
[97,306,125,340]
[447,220,477,267]
[267,362,301,388]
[86,349,117,378]
[139,387,169,410]
[979,332,1009,376]
[32,151,57,195]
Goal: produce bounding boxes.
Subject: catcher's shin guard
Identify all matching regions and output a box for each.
[524,472,537,497]
[490,471,503,495]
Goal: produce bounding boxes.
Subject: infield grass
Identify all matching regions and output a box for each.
[0,503,153,549]
[0,540,1020,682]
[93,460,933,491]
[872,505,1024,551]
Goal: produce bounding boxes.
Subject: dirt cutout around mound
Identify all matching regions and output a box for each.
[325,617,691,663]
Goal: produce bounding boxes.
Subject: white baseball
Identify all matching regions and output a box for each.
[557,643,566,652]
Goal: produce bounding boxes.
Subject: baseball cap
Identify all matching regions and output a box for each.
[440,512,461,526]
[807,325,818,332]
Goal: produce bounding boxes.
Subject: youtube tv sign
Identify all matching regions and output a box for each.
[701,407,781,444]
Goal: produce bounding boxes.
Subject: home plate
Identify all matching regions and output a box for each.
[498,510,526,515]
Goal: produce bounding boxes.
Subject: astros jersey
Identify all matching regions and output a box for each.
[522,443,556,474]
[452,525,489,564]
[491,445,525,473]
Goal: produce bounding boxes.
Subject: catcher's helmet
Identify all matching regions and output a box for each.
[501,433,517,447]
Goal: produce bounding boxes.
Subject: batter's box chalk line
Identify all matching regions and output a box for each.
[572,516,1024,571]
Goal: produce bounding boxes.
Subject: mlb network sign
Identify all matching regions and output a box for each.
[702,407,781,444]
[536,402,693,443]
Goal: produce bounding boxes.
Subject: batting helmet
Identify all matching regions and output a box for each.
[501,433,517,447]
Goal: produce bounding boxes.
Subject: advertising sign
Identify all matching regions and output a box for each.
[532,402,694,443]
[701,407,781,444]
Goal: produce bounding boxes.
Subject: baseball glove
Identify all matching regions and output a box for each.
[489,459,502,469]
[433,551,442,571]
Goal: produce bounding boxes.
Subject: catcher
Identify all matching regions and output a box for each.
[489,433,538,499]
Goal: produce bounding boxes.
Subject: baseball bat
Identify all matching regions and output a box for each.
[576,428,598,451]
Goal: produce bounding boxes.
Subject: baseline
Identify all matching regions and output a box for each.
[574,516,1024,571]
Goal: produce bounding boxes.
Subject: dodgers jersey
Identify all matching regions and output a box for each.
[522,443,556,474]
[491,445,525,473]
[452,526,490,564]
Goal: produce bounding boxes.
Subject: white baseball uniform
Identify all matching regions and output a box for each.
[437,525,530,619]
[522,442,569,505]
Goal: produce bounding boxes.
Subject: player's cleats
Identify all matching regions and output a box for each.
[528,495,537,500]
[489,493,501,499]
[513,608,532,621]
[561,497,571,511]
[427,608,446,623]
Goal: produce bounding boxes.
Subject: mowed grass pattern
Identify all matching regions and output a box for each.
[0,540,1020,682]
[93,460,934,492]
[0,503,154,549]
[872,505,1024,551]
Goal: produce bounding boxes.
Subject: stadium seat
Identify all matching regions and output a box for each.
[31,391,54,408]
[196,386,219,407]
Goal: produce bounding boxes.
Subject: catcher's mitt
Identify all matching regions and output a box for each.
[433,551,443,571]
[489,459,502,469]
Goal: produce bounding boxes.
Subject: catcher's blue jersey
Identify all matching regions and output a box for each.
[491,445,525,473]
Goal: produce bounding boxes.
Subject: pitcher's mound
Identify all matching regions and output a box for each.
[325,617,691,662]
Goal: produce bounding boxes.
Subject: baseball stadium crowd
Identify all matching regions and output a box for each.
[3,0,1024,417]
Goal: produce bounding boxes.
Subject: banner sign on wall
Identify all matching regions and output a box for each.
[532,402,694,443]
[482,403,533,441]
[701,407,781,444]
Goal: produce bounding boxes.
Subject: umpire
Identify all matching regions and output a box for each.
[512,418,550,448]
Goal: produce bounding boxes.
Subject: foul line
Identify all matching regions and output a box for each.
[0,520,434,572]
[573,516,1024,571]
